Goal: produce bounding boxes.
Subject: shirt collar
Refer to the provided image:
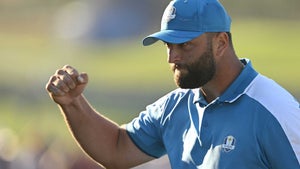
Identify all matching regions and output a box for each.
[193,58,258,106]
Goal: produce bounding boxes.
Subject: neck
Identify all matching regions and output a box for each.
[201,55,244,103]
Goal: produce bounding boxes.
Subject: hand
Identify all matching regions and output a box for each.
[46,65,88,105]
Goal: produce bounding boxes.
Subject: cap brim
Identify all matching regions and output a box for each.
[142,30,204,46]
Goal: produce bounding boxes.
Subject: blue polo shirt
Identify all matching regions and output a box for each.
[126,59,300,169]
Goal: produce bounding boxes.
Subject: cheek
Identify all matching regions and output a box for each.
[188,48,205,62]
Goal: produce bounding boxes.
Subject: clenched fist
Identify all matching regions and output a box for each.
[46,65,88,105]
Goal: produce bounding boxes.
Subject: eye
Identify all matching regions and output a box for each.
[179,42,192,49]
[180,42,188,46]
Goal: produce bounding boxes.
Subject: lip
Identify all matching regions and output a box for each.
[172,64,186,74]
[170,64,179,72]
[174,63,185,70]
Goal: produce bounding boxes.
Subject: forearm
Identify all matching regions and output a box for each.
[58,94,123,168]
[46,66,153,168]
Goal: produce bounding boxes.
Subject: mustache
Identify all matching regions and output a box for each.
[171,63,190,72]
[171,63,187,72]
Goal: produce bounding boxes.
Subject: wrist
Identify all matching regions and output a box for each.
[58,94,86,112]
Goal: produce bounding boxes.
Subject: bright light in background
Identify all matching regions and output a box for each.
[0,128,19,162]
[51,0,158,42]
[53,1,95,40]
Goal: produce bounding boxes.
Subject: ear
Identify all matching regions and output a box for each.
[213,32,229,57]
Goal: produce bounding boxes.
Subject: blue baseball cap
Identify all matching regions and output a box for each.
[143,0,231,46]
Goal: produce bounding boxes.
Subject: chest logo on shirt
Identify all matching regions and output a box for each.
[222,135,236,152]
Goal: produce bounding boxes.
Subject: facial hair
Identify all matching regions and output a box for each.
[172,42,216,89]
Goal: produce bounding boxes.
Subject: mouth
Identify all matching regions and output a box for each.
[171,64,178,72]
[172,63,184,71]
[171,64,188,77]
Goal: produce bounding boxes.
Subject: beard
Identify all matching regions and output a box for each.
[172,43,216,89]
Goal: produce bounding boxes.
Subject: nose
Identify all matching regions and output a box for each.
[167,44,180,63]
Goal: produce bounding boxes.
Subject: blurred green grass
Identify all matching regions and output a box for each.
[232,19,300,90]
[1,20,299,89]
[0,19,299,141]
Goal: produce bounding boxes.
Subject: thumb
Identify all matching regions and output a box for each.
[77,73,88,85]
[72,73,89,96]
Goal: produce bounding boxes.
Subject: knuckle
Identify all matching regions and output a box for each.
[46,76,57,89]
[60,73,75,86]
[46,83,57,94]
[50,75,57,82]
[65,66,78,75]
[55,79,64,87]
[63,65,72,69]
[56,69,66,75]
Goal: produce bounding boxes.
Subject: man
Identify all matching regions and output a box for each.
[46,0,300,168]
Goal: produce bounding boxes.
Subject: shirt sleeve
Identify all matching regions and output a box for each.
[126,95,168,158]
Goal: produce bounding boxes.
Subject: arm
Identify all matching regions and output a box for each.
[46,65,154,169]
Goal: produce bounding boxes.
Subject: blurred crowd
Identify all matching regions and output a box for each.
[0,128,171,169]
[0,128,104,169]
[52,0,169,42]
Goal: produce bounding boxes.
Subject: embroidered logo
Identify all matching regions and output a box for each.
[162,2,176,24]
[222,135,236,152]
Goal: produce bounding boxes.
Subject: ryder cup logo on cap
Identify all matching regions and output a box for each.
[162,1,176,24]
[143,0,231,46]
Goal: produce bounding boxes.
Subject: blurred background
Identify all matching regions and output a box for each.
[0,0,299,168]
